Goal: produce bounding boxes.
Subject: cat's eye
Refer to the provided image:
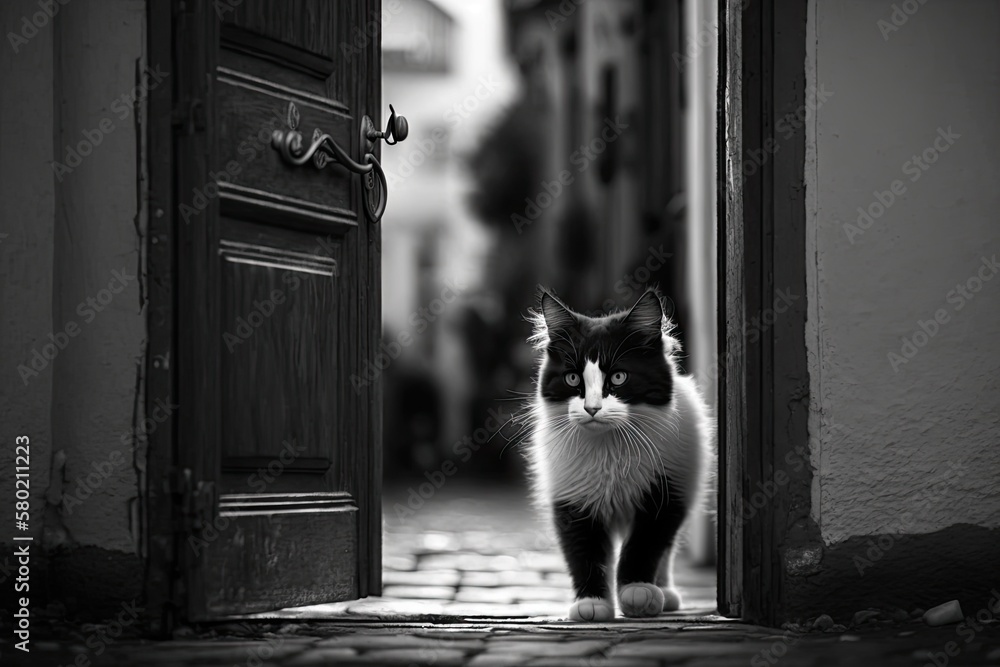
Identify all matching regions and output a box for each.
[610,371,628,386]
[564,372,581,387]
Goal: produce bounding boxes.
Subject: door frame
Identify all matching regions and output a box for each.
[143,0,384,630]
[144,0,176,634]
[716,0,812,625]
[143,0,813,630]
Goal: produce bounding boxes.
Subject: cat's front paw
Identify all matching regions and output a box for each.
[660,586,682,612]
[568,597,615,621]
[618,582,665,617]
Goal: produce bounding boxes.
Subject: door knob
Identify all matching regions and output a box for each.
[362,104,408,148]
[270,102,408,223]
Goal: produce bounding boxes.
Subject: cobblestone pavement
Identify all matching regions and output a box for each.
[22,483,1000,665]
[262,482,716,620]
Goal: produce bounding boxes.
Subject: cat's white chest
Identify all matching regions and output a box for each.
[531,419,670,527]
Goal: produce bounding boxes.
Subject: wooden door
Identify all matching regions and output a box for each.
[173,0,382,619]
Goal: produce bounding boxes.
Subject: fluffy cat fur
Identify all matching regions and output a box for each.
[524,287,713,620]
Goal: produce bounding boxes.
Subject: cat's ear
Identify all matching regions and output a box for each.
[540,290,576,332]
[529,288,576,350]
[624,289,665,341]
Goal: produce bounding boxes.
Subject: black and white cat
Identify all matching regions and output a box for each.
[526,287,712,620]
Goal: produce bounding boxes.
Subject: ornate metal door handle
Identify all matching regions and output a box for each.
[270,102,408,223]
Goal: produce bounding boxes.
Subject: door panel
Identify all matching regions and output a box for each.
[203,495,358,614]
[219,228,342,468]
[217,62,356,214]
[175,0,382,620]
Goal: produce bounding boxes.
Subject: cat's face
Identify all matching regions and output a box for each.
[533,289,674,434]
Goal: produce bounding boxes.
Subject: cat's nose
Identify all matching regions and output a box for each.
[584,405,600,417]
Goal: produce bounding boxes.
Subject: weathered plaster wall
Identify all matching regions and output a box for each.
[1,0,147,612]
[49,0,147,559]
[0,0,57,559]
[806,0,1000,546]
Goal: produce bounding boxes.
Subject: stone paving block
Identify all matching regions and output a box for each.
[285,647,359,665]
[528,657,660,667]
[420,553,522,572]
[467,654,532,667]
[382,585,457,600]
[484,639,611,658]
[614,631,678,646]
[607,639,754,659]
[516,552,568,573]
[384,554,418,571]
[462,570,545,587]
[131,640,304,664]
[383,569,463,587]
[442,601,530,616]
[416,630,496,640]
[343,598,448,616]
[456,586,519,604]
[353,648,471,665]
[512,601,567,617]
[507,586,573,602]
[315,633,483,650]
[415,531,463,553]
[491,634,591,644]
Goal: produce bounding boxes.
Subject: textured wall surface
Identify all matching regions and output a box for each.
[806,0,1000,545]
[0,0,56,548]
[49,0,147,554]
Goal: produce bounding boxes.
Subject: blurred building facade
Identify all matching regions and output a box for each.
[379,0,520,476]
[381,0,718,561]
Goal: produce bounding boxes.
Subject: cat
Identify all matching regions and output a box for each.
[525,287,713,620]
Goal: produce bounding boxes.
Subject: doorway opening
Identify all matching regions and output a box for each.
[255,0,721,623]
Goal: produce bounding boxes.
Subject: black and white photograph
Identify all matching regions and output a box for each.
[1,0,998,665]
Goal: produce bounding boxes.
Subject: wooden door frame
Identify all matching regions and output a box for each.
[143,0,384,630]
[145,0,176,634]
[143,0,812,630]
[716,0,812,625]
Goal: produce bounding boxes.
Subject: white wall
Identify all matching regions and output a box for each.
[806,0,1000,545]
